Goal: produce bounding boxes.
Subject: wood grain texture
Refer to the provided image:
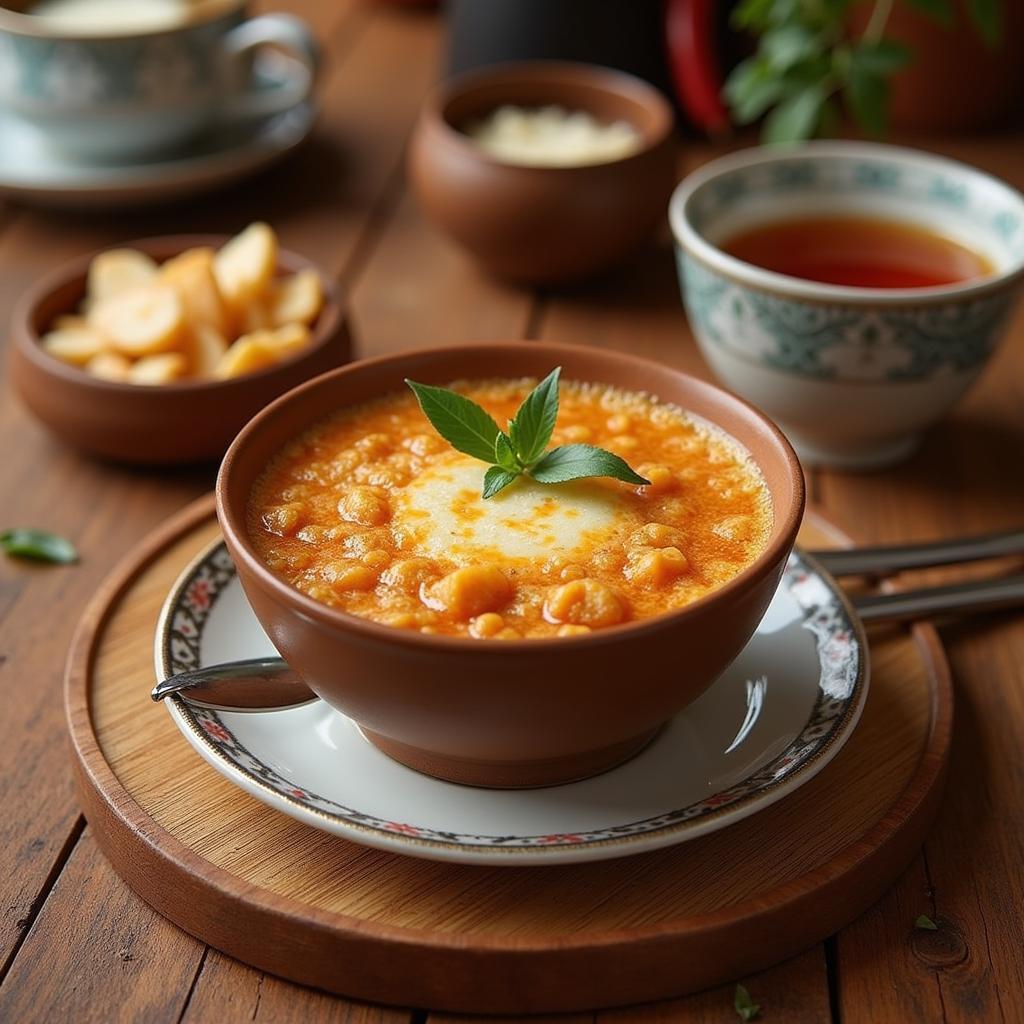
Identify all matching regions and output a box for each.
[62,497,950,1013]
[0,1,444,1017]
[1,3,1022,1019]
[818,141,1024,1024]
[0,829,206,1024]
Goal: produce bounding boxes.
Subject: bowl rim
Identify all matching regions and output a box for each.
[669,140,1024,306]
[421,59,675,173]
[216,341,805,652]
[11,232,344,396]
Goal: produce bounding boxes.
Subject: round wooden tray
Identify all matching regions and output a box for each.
[66,494,952,1015]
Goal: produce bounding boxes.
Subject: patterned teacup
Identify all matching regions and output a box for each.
[0,0,318,161]
[670,142,1024,469]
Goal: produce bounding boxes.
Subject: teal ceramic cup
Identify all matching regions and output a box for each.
[670,142,1024,469]
[0,0,318,161]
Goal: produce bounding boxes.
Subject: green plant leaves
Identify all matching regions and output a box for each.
[507,366,559,467]
[724,58,785,124]
[968,0,1003,46]
[845,67,890,136]
[406,370,650,498]
[530,445,650,486]
[850,39,911,75]
[915,913,939,930]
[905,0,954,26]
[722,0,1003,144]
[762,82,828,143]
[405,379,501,464]
[1,528,78,564]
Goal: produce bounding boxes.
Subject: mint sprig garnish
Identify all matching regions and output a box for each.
[406,368,650,499]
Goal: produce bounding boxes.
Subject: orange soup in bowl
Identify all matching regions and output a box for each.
[248,378,772,638]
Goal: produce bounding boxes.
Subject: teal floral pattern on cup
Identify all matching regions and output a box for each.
[680,252,1014,383]
[669,142,1024,468]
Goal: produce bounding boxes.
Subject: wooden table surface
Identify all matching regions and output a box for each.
[1,4,1022,1022]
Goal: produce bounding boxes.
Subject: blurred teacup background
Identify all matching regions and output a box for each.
[670,142,1024,469]
[0,0,318,161]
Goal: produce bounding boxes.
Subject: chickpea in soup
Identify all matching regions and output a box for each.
[248,378,772,638]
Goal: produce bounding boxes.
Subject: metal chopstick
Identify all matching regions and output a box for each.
[810,528,1024,577]
[851,573,1024,623]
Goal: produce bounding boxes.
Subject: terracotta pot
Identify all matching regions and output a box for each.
[217,343,804,788]
[408,62,677,284]
[8,235,352,465]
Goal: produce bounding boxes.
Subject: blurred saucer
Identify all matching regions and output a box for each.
[0,100,316,209]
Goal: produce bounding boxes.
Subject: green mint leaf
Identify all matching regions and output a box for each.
[849,40,911,76]
[734,983,761,1021]
[508,366,560,467]
[904,0,954,26]
[530,445,650,486]
[406,379,501,465]
[845,69,889,137]
[1,528,78,564]
[482,466,519,499]
[494,432,520,472]
[762,82,828,143]
[915,914,939,930]
[968,0,1002,47]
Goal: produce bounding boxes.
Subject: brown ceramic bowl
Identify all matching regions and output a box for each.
[8,235,352,465]
[408,62,676,284]
[217,343,804,788]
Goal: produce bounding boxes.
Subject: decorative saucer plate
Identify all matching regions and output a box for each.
[156,540,869,866]
[0,61,314,208]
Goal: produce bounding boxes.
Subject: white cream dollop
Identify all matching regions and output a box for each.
[466,105,642,168]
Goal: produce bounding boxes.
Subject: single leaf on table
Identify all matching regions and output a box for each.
[915,913,939,930]
[405,379,501,464]
[482,466,519,499]
[734,982,761,1021]
[762,82,828,143]
[530,444,650,486]
[1,528,78,564]
[508,366,560,467]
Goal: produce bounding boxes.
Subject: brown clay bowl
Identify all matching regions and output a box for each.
[8,235,352,465]
[408,62,677,284]
[217,343,804,788]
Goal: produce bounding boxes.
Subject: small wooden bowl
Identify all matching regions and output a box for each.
[408,62,676,284]
[8,235,352,465]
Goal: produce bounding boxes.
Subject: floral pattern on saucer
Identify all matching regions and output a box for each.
[158,542,866,855]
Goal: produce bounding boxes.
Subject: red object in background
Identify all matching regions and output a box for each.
[664,0,730,135]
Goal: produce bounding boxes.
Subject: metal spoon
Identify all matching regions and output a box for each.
[150,567,1024,711]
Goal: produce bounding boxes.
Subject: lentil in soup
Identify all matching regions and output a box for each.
[249,378,772,638]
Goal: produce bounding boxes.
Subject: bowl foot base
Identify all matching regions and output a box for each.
[360,725,664,789]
